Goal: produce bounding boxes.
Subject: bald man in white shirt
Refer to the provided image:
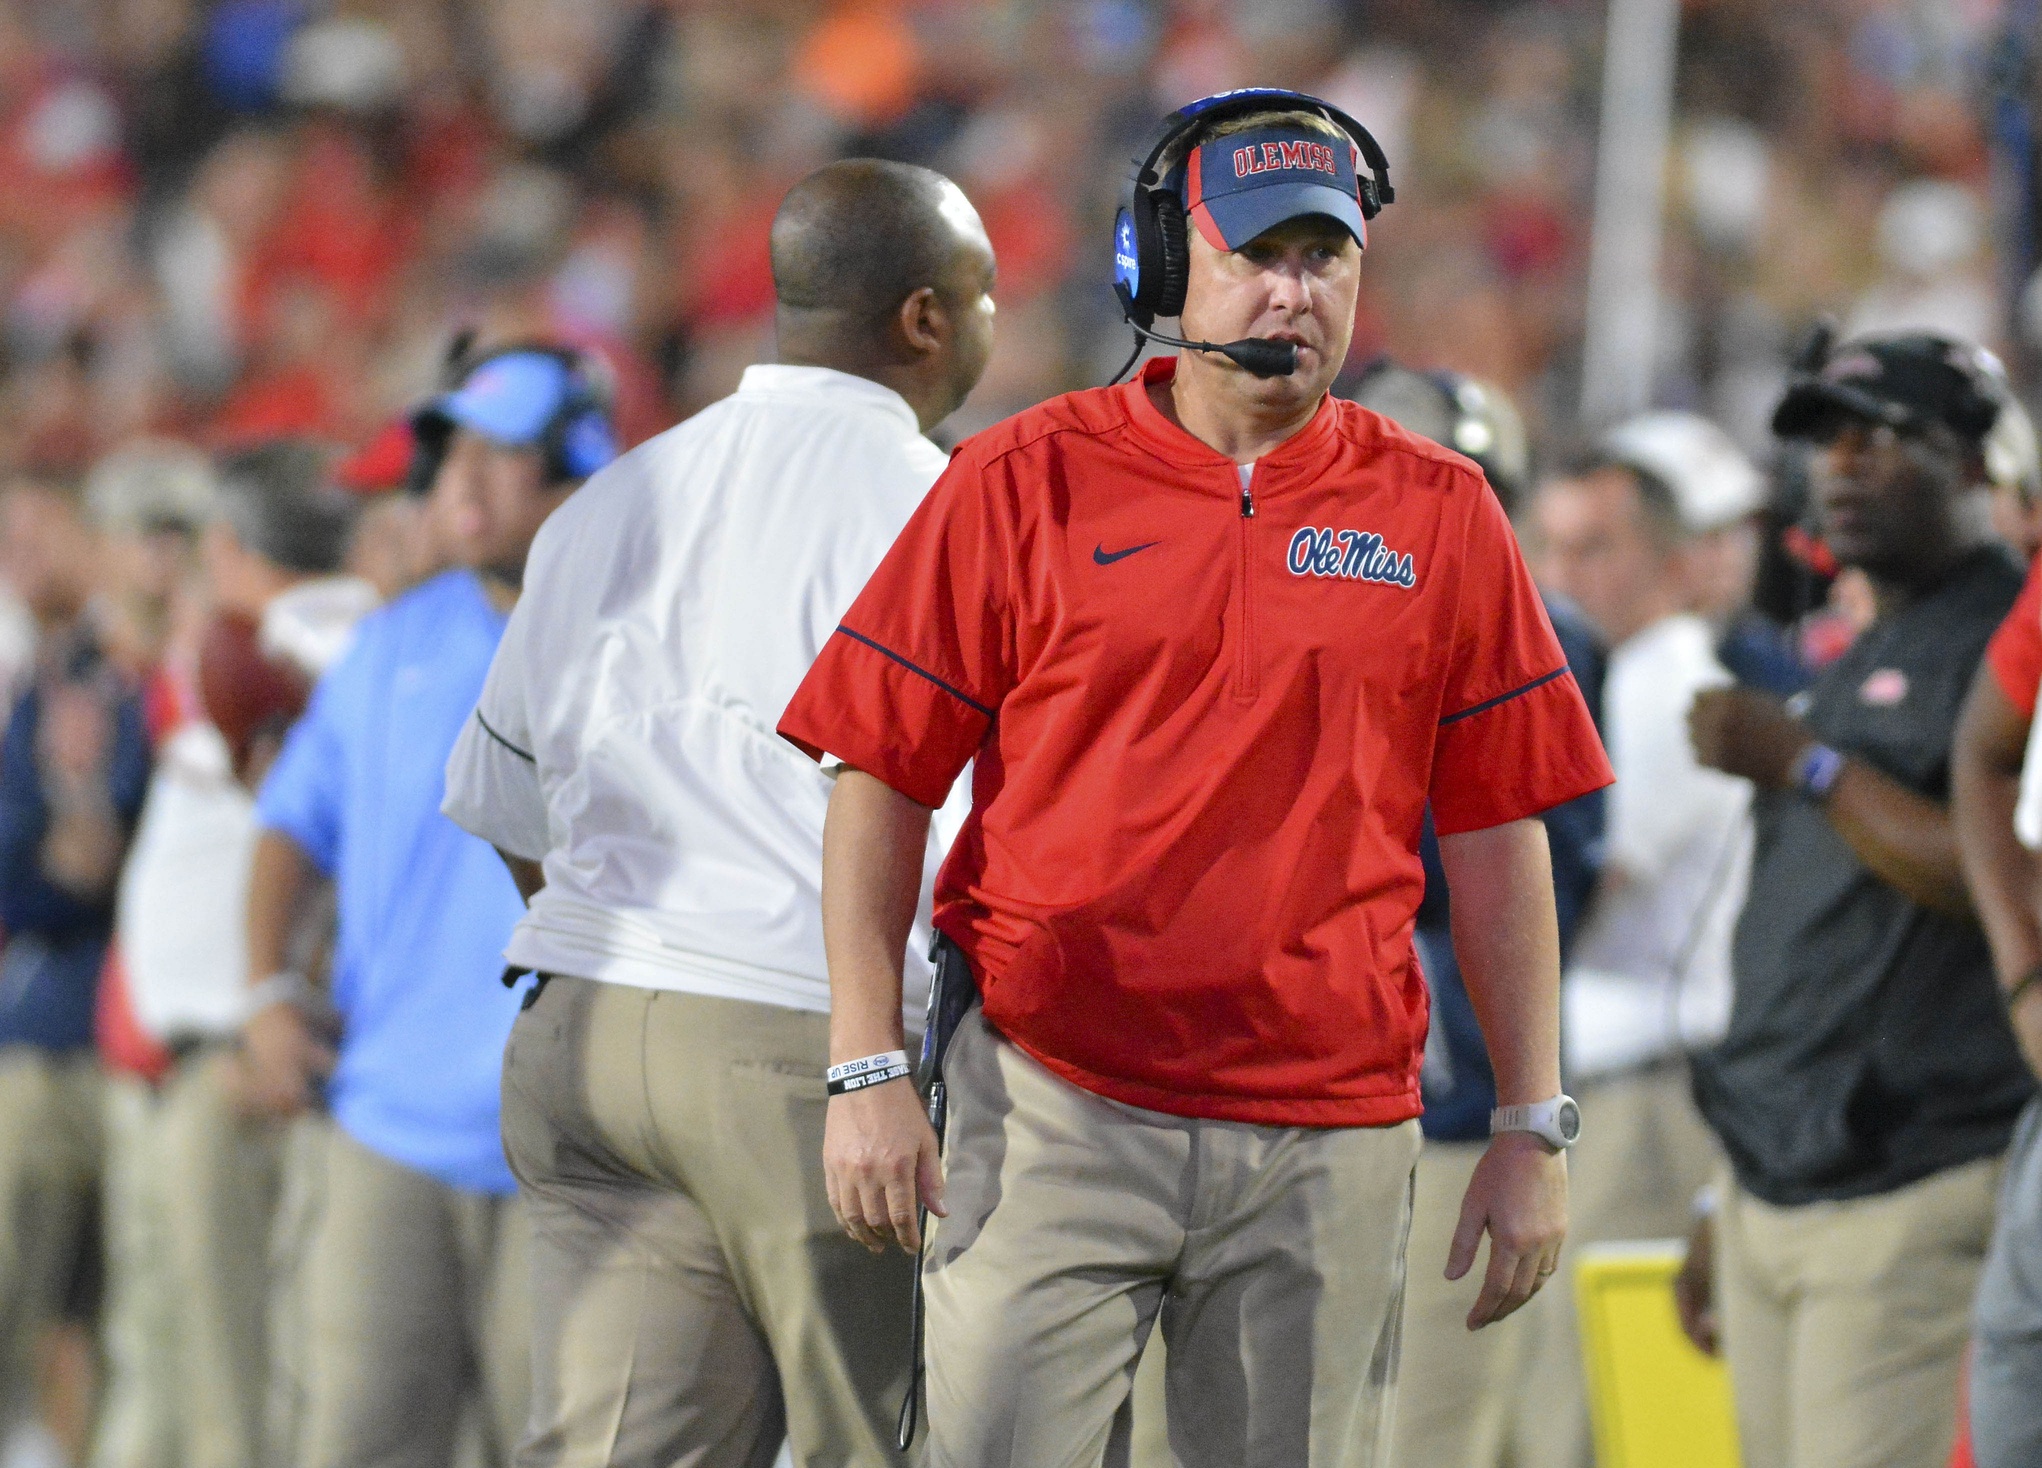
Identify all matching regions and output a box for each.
[441,160,996,1468]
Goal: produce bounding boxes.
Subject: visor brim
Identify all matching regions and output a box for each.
[1196,182,1367,252]
[1771,379,1917,440]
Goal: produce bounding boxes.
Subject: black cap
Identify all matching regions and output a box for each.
[1772,331,2003,444]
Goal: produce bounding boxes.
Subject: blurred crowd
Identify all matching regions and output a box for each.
[0,0,2032,474]
[0,1,2036,1467]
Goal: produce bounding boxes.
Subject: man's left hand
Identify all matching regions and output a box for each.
[1689,686,1809,790]
[1449,1130,1568,1329]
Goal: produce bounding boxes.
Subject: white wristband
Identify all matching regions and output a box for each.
[244,971,313,1022]
[826,1050,912,1096]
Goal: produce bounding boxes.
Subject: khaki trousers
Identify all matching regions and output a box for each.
[0,1046,101,1430]
[1510,1062,1719,1468]
[292,1125,530,1468]
[93,1051,284,1468]
[1717,1156,1999,1468]
[924,1009,1420,1468]
[501,977,911,1468]
[264,1113,332,1468]
[93,1073,177,1468]
[1390,1139,1543,1468]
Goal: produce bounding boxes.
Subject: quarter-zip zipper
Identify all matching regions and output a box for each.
[1235,471,1260,700]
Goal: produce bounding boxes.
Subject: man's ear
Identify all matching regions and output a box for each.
[895,285,945,358]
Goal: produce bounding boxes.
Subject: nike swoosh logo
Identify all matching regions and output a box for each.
[1093,541,1160,565]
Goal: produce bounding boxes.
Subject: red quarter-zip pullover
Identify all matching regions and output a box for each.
[779,358,1611,1126]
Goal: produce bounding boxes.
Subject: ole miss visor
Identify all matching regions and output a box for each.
[1181,126,1368,251]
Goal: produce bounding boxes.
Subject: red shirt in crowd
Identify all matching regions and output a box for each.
[779,358,1612,1127]
[1987,552,2042,714]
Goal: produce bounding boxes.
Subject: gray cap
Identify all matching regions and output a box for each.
[85,438,218,534]
[214,441,358,575]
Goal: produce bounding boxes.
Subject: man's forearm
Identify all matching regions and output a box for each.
[1953,670,2040,976]
[821,769,933,1062]
[1822,759,1972,918]
[1437,818,1563,1105]
[496,848,545,905]
[247,829,313,982]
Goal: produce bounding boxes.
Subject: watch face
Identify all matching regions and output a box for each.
[1557,1098,1582,1144]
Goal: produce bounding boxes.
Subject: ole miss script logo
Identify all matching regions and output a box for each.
[1234,140,1340,178]
[1288,526,1417,588]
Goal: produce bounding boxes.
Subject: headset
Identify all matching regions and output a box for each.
[408,338,618,496]
[1109,87,1395,382]
[1344,360,1531,511]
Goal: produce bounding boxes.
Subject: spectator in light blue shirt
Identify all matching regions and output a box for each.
[240,344,615,1468]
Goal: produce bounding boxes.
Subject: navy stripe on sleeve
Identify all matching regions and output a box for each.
[474,709,537,763]
[835,626,996,719]
[1438,667,1568,727]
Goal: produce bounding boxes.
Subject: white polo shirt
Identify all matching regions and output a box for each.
[1564,613,1753,1079]
[441,364,962,1017]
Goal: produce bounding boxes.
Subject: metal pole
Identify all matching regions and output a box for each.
[1579,0,1682,429]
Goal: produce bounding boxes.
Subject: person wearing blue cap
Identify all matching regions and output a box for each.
[238,342,617,1468]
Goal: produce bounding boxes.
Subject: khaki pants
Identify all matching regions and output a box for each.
[1391,1139,1543,1468]
[93,1052,284,1468]
[924,1009,1420,1468]
[501,977,911,1468]
[291,1125,530,1468]
[163,1050,284,1468]
[0,1046,101,1431]
[93,1074,175,1468]
[1511,1062,1719,1468]
[264,1113,332,1468]
[1717,1156,1999,1468]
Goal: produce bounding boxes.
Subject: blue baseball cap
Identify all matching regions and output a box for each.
[410,348,618,490]
[1179,125,1367,252]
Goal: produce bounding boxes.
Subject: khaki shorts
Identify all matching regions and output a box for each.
[922,1010,1421,1468]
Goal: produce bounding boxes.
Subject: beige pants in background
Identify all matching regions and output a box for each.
[1510,1061,1720,1468]
[92,1049,283,1468]
[1717,1156,1999,1468]
[501,977,912,1468]
[263,1111,331,1468]
[289,1125,530,1468]
[91,1073,175,1468]
[923,1009,1420,1468]
[1391,1139,1544,1468]
[0,1046,101,1433]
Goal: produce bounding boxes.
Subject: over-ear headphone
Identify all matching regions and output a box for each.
[1112,87,1394,329]
[408,339,618,496]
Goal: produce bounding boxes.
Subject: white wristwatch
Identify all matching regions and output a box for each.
[1490,1095,1581,1151]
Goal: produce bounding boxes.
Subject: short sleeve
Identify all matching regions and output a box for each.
[255,664,348,875]
[442,600,548,861]
[1986,552,2042,719]
[1430,487,1613,835]
[778,446,1016,809]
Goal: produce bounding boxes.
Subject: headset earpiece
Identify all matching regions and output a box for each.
[1150,191,1190,321]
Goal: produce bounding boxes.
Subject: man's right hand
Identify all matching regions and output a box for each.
[239,1001,336,1117]
[1673,1214,1719,1356]
[823,1077,946,1255]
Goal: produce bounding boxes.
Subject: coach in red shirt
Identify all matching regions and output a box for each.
[779,94,1611,1467]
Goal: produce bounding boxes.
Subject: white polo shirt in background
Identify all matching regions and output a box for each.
[1564,612,1753,1078]
[442,364,963,1019]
